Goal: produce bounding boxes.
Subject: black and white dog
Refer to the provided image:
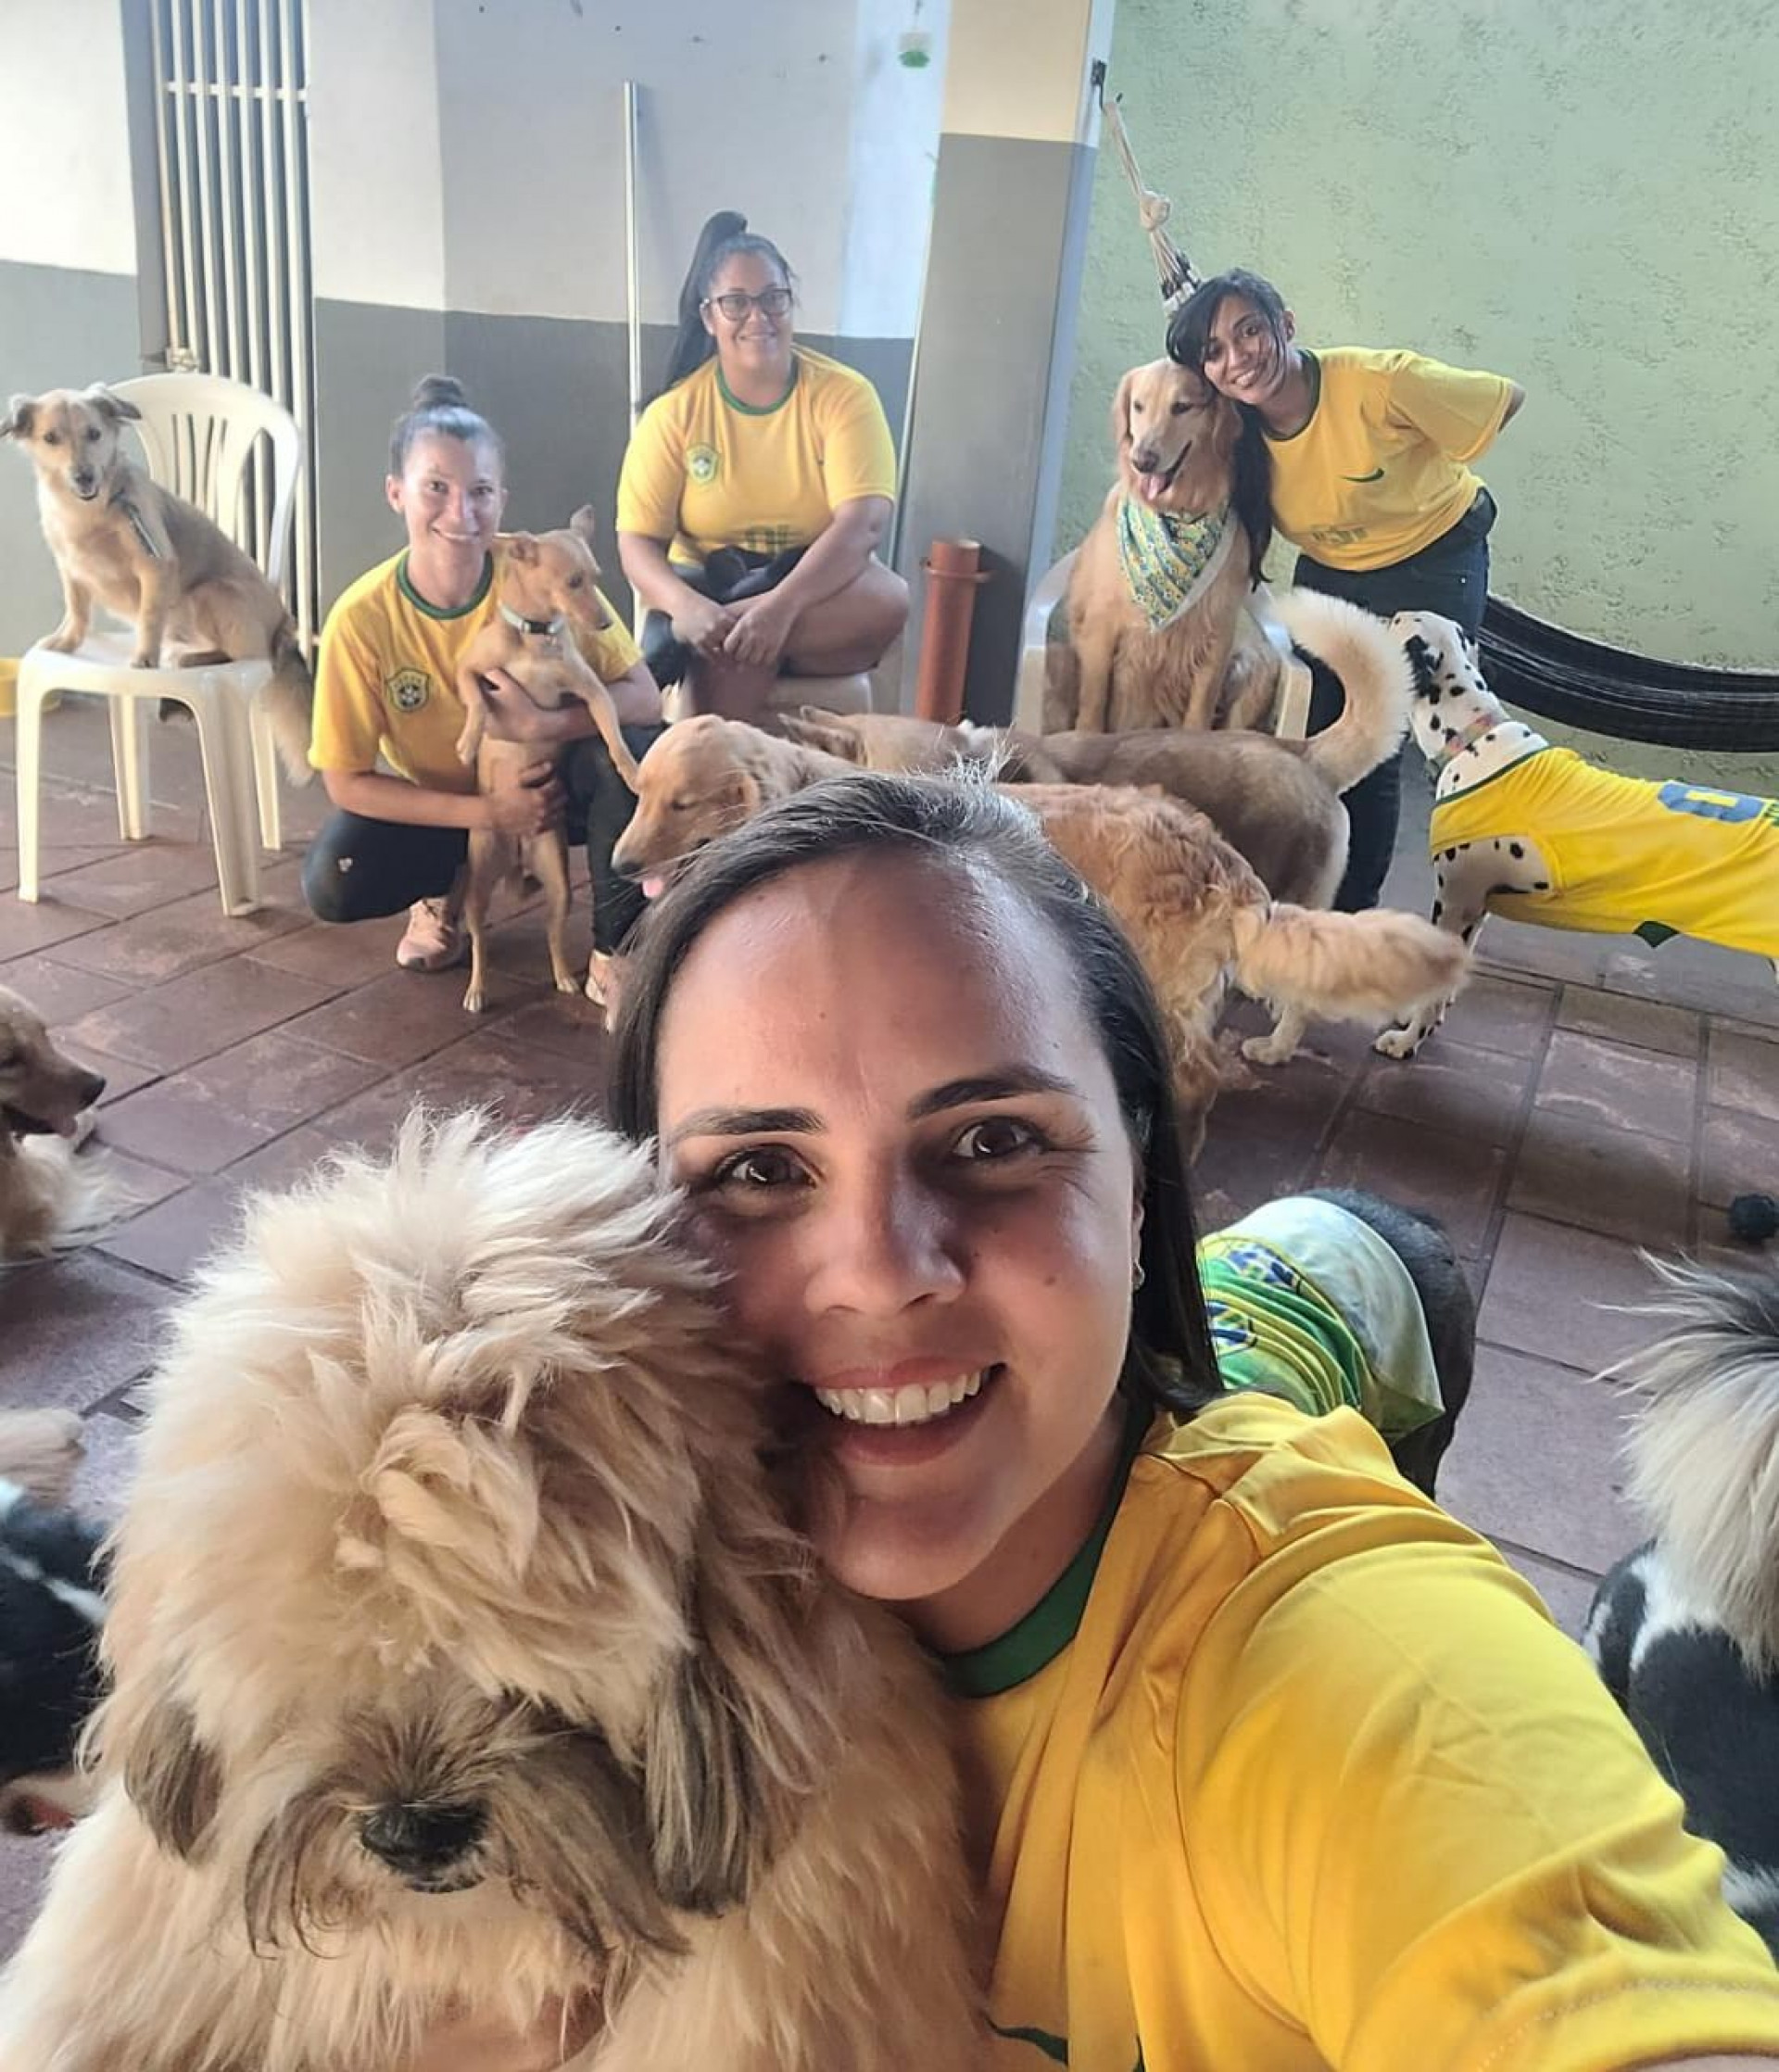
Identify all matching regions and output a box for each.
[1585,1259,1779,1959]
[0,1413,106,1836]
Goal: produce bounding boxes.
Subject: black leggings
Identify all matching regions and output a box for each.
[301,724,666,954]
[1293,490,1495,912]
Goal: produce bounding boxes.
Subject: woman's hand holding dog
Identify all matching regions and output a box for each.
[721,589,797,670]
[671,593,737,659]
[481,758,564,839]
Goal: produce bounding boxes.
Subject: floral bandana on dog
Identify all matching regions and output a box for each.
[1116,495,1234,632]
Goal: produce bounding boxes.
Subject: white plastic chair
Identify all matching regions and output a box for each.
[1012,550,1312,740]
[15,373,305,916]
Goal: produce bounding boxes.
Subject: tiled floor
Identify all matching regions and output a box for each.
[1,697,1775,1950]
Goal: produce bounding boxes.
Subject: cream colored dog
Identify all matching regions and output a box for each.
[0,983,124,1260]
[0,1112,983,2072]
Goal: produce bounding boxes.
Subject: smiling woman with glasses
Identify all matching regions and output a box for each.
[616,210,909,723]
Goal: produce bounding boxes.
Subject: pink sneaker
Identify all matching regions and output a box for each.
[395,897,465,972]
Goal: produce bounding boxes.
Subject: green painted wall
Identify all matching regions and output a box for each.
[1057,0,1779,782]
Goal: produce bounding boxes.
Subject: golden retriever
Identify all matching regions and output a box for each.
[0,985,125,1259]
[612,719,1467,1150]
[1049,358,1276,735]
[1,385,312,779]
[453,513,640,1014]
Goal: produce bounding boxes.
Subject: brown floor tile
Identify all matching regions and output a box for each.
[98,1175,241,1282]
[0,768,200,850]
[1533,1030,1699,1145]
[1479,1215,1672,1371]
[0,952,132,1024]
[91,1148,192,1217]
[1475,920,1611,987]
[1493,1542,1603,1644]
[1603,944,1779,1029]
[317,1026,608,1151]
[46,885,310,986]
[1433,972,1557,1059]
[50,1041,162,1107]
[1311,1110,1507,1255]
[1697,1106,1779,1211]
[0,842,127,893]
[0,1251,173,1411]
[71,1407,143,1518]
[58,960,334,1075]
[0,896,114,957]
[1709,1026,1779,1122]
[1554,986,1702,1059]
[1508,1108,1692,1246]
[1436,1344,1640,1574]
[497,990,615,1063]
[1356,1040,1533,1147]
[243,915,408,985]
[282,966,539,1068]
[36,840,222,919]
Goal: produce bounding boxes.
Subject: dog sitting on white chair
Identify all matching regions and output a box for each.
[1376,610,1779,1058]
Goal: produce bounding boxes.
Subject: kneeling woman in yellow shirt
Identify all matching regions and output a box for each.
[616,212,909,721]
[416,772,1779,2072]
[1169,269,1524,913]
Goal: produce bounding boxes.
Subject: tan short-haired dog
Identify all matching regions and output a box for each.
[0,983,124,1260]
[1,384,312,778]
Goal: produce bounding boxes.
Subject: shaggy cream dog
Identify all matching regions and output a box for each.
[0,1112,983,2072]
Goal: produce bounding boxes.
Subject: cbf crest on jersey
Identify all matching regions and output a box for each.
[687,443,720,486]
[385,668,431,714]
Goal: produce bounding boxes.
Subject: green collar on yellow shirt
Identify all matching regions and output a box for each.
[397,550,494,622]
[715,354,801,418]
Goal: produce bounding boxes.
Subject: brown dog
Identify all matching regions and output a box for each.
[613,719,1467,1148]
[1052,359,1275,735]
[1,385,312,779]
[0,984,126,1259]
[454,513,641,1015]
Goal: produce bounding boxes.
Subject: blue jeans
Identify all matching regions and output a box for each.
[1293,490,1495,911]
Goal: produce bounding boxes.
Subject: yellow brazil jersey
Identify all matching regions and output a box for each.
[1268,347,1513,572]
[1429,747,1779,957]
[614,347,898,566]
[309,547,641,793]
[946,1393,1779,2072]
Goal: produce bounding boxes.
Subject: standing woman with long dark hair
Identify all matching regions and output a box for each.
[615,212,909,722]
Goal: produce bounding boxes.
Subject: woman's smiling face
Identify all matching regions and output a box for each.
[1198,292,1296,408]
[654,849,1142,1652]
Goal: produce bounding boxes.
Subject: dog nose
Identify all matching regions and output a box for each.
[1131,447,1161,474]
[77,1069,105,1109]
[359,1800,486,1876]
[70,469,97,494]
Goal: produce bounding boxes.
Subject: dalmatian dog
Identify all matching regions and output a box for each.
[1378,611,1779,1059]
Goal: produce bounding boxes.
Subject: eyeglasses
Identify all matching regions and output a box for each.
[702,287,794,322]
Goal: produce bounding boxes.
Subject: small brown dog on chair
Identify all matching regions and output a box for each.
[454,510,642,1015]
[0,384,313,780]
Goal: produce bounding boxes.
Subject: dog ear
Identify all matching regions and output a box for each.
[567,504,599,549]
[0,395,37,440]
[1111,368,1137,452]
[118,1690,222,1860]
[506,532,540,566]
[82,385,142,424]
[776,712,858,762]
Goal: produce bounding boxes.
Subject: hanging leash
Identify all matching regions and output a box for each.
[1091,63,1199,310]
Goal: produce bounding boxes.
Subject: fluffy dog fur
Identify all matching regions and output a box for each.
[1381,610,1779,1058]
[611,723,1467,1151]
[1,385,313,781]
[780,589,1412,912]
[0,1112,982,2072]
[0,985,125,1260]
[1048,359,1274,734]
[0,1410,106,1836]
[1584,1259,1779,1959]
[453,513,641,1015]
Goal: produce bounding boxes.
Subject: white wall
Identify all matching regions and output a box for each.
[838,0,950,339]
[0,0,136,273]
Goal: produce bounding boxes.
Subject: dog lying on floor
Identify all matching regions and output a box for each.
[1379,611,1779,1057]
[0,385,313,781]
[0,1112,984,2072]
[0,985,124,1260]
[1584,1257,1779,1961]
[779,587,1412,916]
[612,727,1468,1151]
[0,1410,106,1838]
[453,514,641,1015]
[1202,1188,1474,1499]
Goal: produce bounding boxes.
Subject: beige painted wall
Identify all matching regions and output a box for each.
[1058,0,1779,705]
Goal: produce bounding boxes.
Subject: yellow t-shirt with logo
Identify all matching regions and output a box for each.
[309,547,641,793]
[1268,347,1513,572]
[614,347,898,565]
[949,1393,1779,2071]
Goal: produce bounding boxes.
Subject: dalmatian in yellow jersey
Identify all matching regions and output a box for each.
[1378,609,1779,1058]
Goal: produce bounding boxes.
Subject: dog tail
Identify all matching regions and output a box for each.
[1270,589,1413,794]
[262,623,316,785]
[1611,1257,1779,1677]
[1229,901,1469,1023]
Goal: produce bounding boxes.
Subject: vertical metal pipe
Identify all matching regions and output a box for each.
[280,0,315,649]
[915,538,987,723]
[170,0,204,368]
[624,81,643,433]
[148,0,183,367]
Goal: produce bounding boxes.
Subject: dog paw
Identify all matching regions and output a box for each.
[130,648,160,671]
[461,984,486,1015]
[1240,1034,1293,1068]
[39,628,81,655]
[552,971,580,995]
[1373,1025,1421,1060]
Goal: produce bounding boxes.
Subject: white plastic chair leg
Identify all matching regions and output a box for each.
[191,694,261,915]
[13,674,49,904]
[248,701,284,852]
[107,694,152,840]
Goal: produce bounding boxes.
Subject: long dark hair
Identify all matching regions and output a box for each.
[1167,271,1289,583]
[659,211,797,394]
[387,373,504,476]
[607,772,1219,1421]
